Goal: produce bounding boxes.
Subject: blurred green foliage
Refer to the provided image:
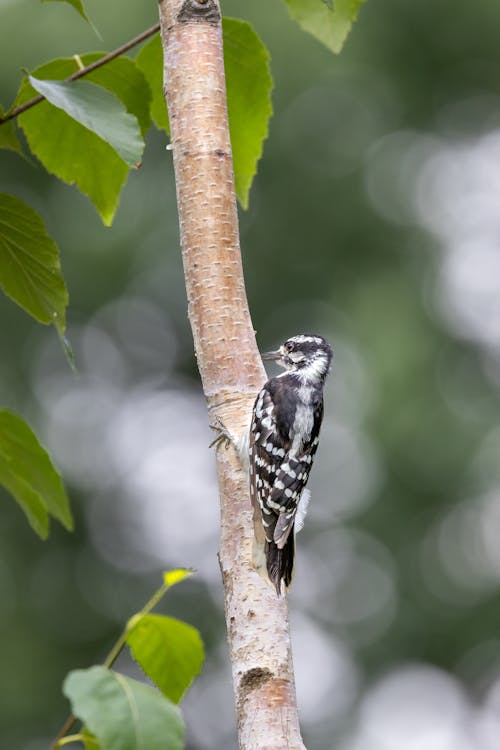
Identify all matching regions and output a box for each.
[2,0,500,749]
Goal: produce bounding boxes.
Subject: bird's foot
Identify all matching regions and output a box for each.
[209,415,234,449]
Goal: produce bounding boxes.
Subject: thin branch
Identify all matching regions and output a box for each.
[0,22,160,125]
[49,714,76,750]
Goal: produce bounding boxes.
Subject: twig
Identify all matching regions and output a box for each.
[0,22,160,125]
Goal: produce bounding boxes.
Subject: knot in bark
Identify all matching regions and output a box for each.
[177,0,220,24]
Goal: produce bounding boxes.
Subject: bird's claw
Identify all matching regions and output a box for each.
[209,416,232,449]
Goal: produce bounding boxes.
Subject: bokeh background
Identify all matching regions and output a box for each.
[2,0,500,747]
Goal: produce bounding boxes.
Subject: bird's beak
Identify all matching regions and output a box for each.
[262,348,282,361]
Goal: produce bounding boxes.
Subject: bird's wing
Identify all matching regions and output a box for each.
[271,394,323,547]
[249,385,287,546]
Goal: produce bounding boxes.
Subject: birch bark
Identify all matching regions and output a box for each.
[158,2,307,747]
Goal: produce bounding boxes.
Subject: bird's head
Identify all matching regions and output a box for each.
[263,334,333,381]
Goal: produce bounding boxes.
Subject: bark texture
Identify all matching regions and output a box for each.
[158,1,306,748]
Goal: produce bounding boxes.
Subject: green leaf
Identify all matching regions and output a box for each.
[0,193,68,332]
[0,409,73,538]
[284,0,367,54]
[127,614,204,704]
[0,106,24,156]
[81,733,101,750]
[223,18,273,209]
[163,568,194,588]
[64,666,185,750]
[17,93,127,227]
[0,465,48,539]
[28,76,143,167]
[136,35,169,133]
[16,56,149,225]
[77,54,152,138]
[41,0,90,23]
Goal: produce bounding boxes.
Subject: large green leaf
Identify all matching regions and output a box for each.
[64,666,185,750]
[0,409,72,539]
[41,0,90,23]
[16,56,150,225]
[0,193,68,332]
[136,35,169,133]
[284,0,367,53]
[28,76,143,167]
[127,614,204,704]
[223,18,273,209]
[136,20,273,209]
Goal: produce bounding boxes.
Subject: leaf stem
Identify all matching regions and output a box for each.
[102,630,129,669]
[138,582,169,617]
[54,733,98,748]
[0,22,160,125]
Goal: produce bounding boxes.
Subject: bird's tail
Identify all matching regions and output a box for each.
[265,533,295,596]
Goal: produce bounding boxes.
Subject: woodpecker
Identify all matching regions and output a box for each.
[248,334,333,594]
[210,334,332,595]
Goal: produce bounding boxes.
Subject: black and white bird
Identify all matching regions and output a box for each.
[249,334,332,595]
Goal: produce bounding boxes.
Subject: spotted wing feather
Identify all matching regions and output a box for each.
[271,394,323,547]
[249,386,286,546]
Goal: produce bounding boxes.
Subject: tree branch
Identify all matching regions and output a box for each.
[158,1,306,747]
[0,23,160,124]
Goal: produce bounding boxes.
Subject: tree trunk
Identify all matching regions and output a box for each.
[158,1,306,747]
